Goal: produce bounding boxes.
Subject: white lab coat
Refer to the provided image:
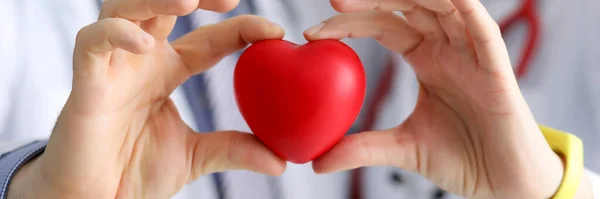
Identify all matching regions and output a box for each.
[1,0,599,199]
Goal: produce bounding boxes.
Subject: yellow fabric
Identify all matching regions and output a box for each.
[539,125,584,199]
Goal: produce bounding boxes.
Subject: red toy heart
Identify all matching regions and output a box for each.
[234,39,366,164]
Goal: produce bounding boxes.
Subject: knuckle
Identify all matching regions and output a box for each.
[75,19,120,46]
[98,0,116,18]
[356,134,374,164]
[226,133,245,165]
[215,0,239,12]
[162,0,198,15]
[97,18,140,39]
[471,35,493,44]
[74,18,139,52]
[489,21,502,36]
[474,23,501,44]
[75,24,94,44]
[98,18,130,30]
[329,0,351,12]
[233,14,266,23]
[196,143,211,177]
[438,7,459,18]
[231,14,272,31]
[197,0,238,12]
[459,6,477,18]
[377,11,401,21]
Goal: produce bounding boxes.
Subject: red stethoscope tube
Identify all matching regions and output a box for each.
[499,0,541,79]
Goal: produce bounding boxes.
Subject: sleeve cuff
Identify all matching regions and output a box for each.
[0,140,47,199]
[589,169,600,199]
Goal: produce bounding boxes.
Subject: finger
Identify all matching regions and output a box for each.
[100,0,238,20]
[411,0,469,47]
[329,0,416,12]
[412,0,457,14]
[73,18,155,76]
[330,0,466,44]
[450,0,506,61]
[99,0,239,38]
[190,131,286,179]
[403,5,447,41]
[171,15,284,78]
[312,128,418,173]
[304,11,422,55]
[138,15,178,39]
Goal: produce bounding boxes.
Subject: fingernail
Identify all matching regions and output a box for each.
[140,32,155,46]
[304,23,325,36]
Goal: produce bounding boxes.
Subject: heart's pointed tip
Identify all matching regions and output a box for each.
[285,158,313,165]
[235,38,364,168]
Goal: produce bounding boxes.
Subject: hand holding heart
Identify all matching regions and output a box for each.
[8,1,287,198]
[7,0,591,199]
[234,39,366,164]
[303,0,573,198]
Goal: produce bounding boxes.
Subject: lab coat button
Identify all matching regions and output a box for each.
[433,188,446,198]
[389,171,403,185]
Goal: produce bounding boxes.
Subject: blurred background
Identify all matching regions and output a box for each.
[1,0,598,199]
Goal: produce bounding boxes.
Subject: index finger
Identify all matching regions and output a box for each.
[329,0,417,12]
[161,15,284,93]
[330,0,456,16]
[172,15,285,74]
[100,0,240,20]
[450,0,504,51]
[329,0,468,46]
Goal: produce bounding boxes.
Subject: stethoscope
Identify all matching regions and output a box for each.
[498,0,540,79]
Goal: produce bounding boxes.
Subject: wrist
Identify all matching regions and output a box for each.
[503,149,565,199]
[7,156,50,199]
[7,154,84,199]
[540,152,566,199]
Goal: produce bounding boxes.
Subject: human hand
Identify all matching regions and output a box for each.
[8,0,286,198]
[305,0,588,198]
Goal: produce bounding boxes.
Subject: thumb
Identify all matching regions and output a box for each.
[189,131,286,180]
[312,127,418,174]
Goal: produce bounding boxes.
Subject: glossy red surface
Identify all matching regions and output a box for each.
[234,39,366,163]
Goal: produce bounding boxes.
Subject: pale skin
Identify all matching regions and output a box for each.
[8,0,287,198]
[306,0,593,198]
[6,0,594,199]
